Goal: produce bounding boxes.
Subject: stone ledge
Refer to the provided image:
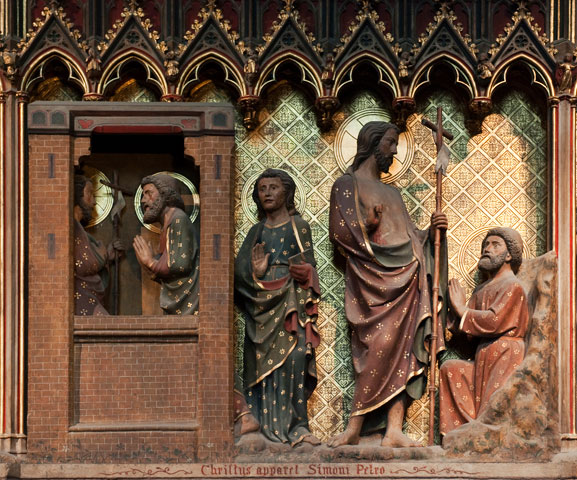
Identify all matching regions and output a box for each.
[6,455,575,480]
[68,421,199,432]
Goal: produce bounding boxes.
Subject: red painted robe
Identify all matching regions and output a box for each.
[329,172,445,427]
[74,219,108,316]
[439,270,529,435]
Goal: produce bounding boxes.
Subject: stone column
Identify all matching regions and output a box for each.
[551,94,577,443]
[0,87,27,453]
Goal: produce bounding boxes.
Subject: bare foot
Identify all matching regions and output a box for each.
[328,415,364,447]
[327,428,360,447]
[381,428,421,448]
[301,434,321,445]
[236,413,260,436]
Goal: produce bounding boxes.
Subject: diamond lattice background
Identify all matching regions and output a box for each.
[191,82,547,444]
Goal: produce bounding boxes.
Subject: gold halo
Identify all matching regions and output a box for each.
[334,108,414,183]
[83,166,113,228]
[457,226,530,288]
[241,170,307,224]
[134,171,200,234]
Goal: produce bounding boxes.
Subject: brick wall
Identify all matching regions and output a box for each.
[27,121,235,462]
[185,136,235,462]
[73,338,198,424]
[27,134,72,453]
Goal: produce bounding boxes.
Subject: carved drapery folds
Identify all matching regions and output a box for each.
[0,0,573,451]
[443,253,560,460]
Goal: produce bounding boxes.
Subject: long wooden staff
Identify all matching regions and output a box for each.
[421,107,453,445]
[100,174,132,314]
[112,170,120,315]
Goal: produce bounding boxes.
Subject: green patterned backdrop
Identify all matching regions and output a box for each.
[191,80,547,444]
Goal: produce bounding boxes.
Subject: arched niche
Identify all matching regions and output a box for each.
[256,55,322,99]
[100,56,165,101]
[180,57,242,102]
[489,57,553,105]
[411,57,477,102]
[25,55,86,102]
[334,58,398,107]
[256,59,321,112]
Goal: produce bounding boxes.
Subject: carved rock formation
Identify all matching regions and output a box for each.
[442,251,560,460]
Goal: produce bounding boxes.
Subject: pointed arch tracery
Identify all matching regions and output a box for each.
[333,53,400,98]
[409,54,478,101]
[487,53,554,98]
[255,51,322,98]
[21,49,89,96]
[178,51,246,98]
[98,50,168,99]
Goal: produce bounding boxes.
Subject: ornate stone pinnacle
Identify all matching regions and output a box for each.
[360,0,373,13]
[282,0,294,12]
[125,0,139,12]
[513,0,529,15]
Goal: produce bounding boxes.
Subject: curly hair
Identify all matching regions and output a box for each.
[252,168,298,221]
[352,121,400,171]
[482,227,523,273]
[141,174,185,211]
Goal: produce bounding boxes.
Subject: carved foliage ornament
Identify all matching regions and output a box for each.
[334,1,400,59]
[410,2,477,59]
[17,6,86,56]
[257,0,322,57]
[489,2,557,57]
[99,1,167,56]
[181,0,243,57]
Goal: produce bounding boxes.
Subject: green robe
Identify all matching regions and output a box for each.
[235,215,320,445]
[150,208,200,315]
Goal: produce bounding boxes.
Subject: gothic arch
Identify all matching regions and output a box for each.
[21,49,89,96]
[410,54,478,101]
[334,53,400,98]
[487,54,554,99]
[255,51,322,98]
[178,52,246,98]
[98,50,168,99]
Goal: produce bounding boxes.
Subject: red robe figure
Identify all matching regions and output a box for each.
[439,227,529,436]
